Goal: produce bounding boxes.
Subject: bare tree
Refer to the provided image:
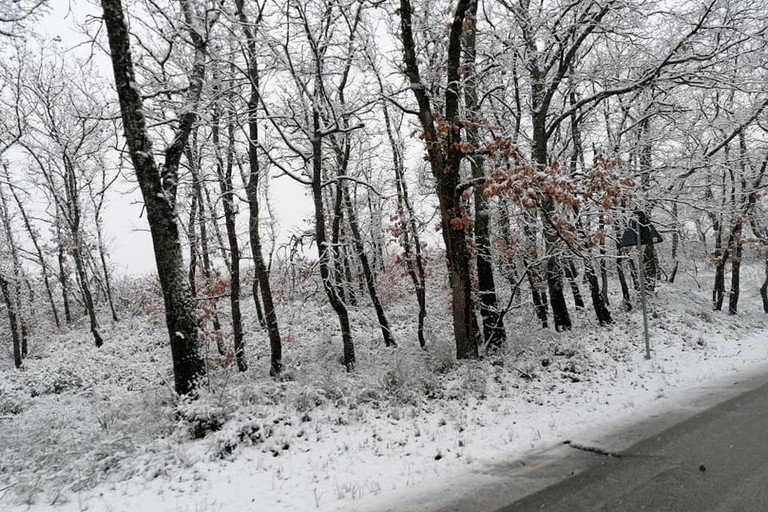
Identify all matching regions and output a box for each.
[234,0,283,376]
[398,0,479,359]
[99,0,213,395]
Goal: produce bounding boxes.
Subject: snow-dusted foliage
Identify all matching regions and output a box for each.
[2,266,768,511]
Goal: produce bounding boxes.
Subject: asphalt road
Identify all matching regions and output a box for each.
[496,378,768,512]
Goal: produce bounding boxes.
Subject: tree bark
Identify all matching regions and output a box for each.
[464,0,506,351]
[56,221,72,325]
[0,275,22,368]
[399,0,478,359]
[62,155,103,348]
[187,144,227,355]
[100,0,207,396]
[380,89,427,348]
[212,95,246,372]
[761,251,768,313]
[236,0,283,376]
[5,178,60,328]
[585,258,613,324]
[616,247,632,311]
[563,258,585,309]
[343,187,396,347]
[0,182,28,354]
[311,110,355,369]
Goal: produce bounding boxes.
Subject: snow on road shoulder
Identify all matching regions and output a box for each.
[2,271,768,512]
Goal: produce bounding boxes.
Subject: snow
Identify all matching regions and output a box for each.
[1,267,768,512]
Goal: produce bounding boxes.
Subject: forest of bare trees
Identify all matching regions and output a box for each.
[2,0,768,397]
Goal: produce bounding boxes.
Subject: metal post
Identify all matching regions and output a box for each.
[637,236,651,359]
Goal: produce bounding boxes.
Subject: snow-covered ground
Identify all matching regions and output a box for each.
[1,265,767,512]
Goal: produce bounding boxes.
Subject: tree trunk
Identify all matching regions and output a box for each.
[101,0,207,396]
[713,218,727,311]
[0,275,22,368]
[669,201,679,283]
[599,216,610,305]
[563,258,585,309]
[728,227,742,315]
[56,221,72,325]
[6,180,60,328]
[643,242,658,292]
[89,171,119,323]
[95,221,119,322]
[533,110,570,331]
[399,0,478,359]
[251,278,267,329]
[343,188,395,347]
[381,94,427,348]
[187,144,226,356]
[585,258,613,324]
[523,213,549,327]
[617,248,632,311]
[311,108,355,369]
[72,239,103,347]
[212,97,246,372]
[464,0,506,351]
[761,250,768,313]
[0,182,29,354]
[236,0,283,376]
[61,153,103,348]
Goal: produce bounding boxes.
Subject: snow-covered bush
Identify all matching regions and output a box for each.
[0,385,29,415]
[176,396,229,439]
[293,387,326,412]
[30,366,85,396]
[210,412,269,459]
[112,275,165,324]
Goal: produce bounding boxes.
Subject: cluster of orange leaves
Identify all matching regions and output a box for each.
[479,154,636,250]
[483,155,635,211]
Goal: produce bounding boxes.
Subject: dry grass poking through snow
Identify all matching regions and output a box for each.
[1,264,768,511]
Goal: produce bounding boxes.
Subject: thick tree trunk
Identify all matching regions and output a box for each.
[399,0,478,359]
[546,252,572,331]
[101,0,206,396]
[643,242,658,292]
[712,218,727,311]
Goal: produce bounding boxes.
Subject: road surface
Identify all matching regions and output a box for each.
[412,366,768,512]
[498,377,768,511]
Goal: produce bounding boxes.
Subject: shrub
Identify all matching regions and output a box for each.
[0,385,29,415]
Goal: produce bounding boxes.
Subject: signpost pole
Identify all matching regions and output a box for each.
[637,232,651,359]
